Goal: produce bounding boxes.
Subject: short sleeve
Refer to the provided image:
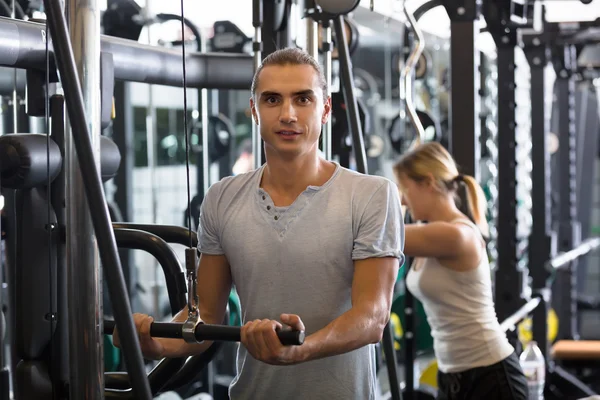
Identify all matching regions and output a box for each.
[196,185,225,255]
[352,180,405,264]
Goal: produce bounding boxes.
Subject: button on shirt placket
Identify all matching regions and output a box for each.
[262,194,279,221]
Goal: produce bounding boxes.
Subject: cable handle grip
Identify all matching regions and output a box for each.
[104,320,305,346]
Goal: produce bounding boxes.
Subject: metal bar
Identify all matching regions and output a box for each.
[403,270,416,398]
[555,44,581,341]
[41,0,152,398]
[0,67,25,96]
[523,29,555,361]
[305,0,318,58]
[322,22,333,161]
[494,34,524,323]
[403,4,426,148]
[49,95,70,392]
[252,0,263,169]
[382,322,402,400]
[574,82,599,311]
[112,222,198,248]
[448,20,479,177]
[547,237,600,271]
[0,150,5,398]
[499,297,542,332]
[104,320,304,345]
[333,15,367,174]
[414,0,442,21]
[199,32,210,196]
[0,16,254,89]
[111,82,134,293]
[64,0,103,398]
[113,228,186,315]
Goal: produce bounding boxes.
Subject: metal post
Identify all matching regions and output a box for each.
[488,24,525,322]
[333,15,367,174]
[322,22,333,161]
[554,44,581,341]
[304,0,318,58]
[200,31,210,195]
[523,30,556,360]
[574,81,599,302]
[252,0,263,169]
[65,0,103,398]
[112,81,134,294]
[442,0,480,179]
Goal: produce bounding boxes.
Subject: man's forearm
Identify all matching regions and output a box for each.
[298,306,388,363]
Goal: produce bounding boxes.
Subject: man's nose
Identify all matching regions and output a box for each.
[279,100,298,123]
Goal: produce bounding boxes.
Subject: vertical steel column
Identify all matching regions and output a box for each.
[304,0,319,58]
[333,15,367,174]
[574,82,599,301]
[523,31,556,360]
[554,44,581,341]
[322,21,333,161]
[65,0,103,397]
[112,81,134,293]
[490,27,524,322]
[442,0,480,179]
[252,0,263,169]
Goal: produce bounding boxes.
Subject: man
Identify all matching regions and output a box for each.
[114,47,404,399]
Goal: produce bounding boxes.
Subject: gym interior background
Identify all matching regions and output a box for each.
[0,0,600,399]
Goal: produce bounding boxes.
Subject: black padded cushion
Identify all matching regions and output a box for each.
[0,133,62,189]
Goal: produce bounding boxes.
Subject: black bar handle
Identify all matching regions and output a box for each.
[105,320,305,346]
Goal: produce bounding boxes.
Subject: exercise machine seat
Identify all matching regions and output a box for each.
[551,340,600,360]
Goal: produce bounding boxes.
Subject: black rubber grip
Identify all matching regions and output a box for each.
[104,320,305,346]
[151,322,183,338]
[194,324,304,345]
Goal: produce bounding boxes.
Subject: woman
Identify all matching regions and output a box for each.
[393,142,528,400]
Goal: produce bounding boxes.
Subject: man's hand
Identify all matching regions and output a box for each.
[241,313,306,366]
[113,313,165,361]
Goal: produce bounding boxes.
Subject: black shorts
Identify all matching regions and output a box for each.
[437,351,529,400]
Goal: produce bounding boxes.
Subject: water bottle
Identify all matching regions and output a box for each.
[519,341,545,400]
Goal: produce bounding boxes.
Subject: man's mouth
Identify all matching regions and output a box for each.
[276,130,301,136]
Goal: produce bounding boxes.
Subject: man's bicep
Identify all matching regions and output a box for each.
[351,257,399,310]
[196,254,232,325]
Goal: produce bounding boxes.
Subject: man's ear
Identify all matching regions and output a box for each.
[321,96,332,124]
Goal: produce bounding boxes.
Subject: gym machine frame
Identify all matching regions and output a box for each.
[521,8,599,398]
[0,16,255,90]
[0,2,304,400]
[440,0,481,179]
[482,0,531,324]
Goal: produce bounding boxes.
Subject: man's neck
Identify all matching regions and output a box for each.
[261,151,333,199]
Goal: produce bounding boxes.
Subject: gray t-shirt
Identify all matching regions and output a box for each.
[197,162,405,400]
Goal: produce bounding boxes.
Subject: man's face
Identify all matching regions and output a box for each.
[250,64,331,158]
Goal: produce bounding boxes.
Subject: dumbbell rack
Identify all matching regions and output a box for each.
[514,47,534,289]
[479,52,499,272]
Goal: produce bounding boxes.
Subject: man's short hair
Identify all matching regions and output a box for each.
[250,47,328,102]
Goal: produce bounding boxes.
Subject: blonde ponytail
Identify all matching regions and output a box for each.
[461,175,489,238]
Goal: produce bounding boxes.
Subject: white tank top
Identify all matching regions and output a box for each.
[405,219,514,373]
